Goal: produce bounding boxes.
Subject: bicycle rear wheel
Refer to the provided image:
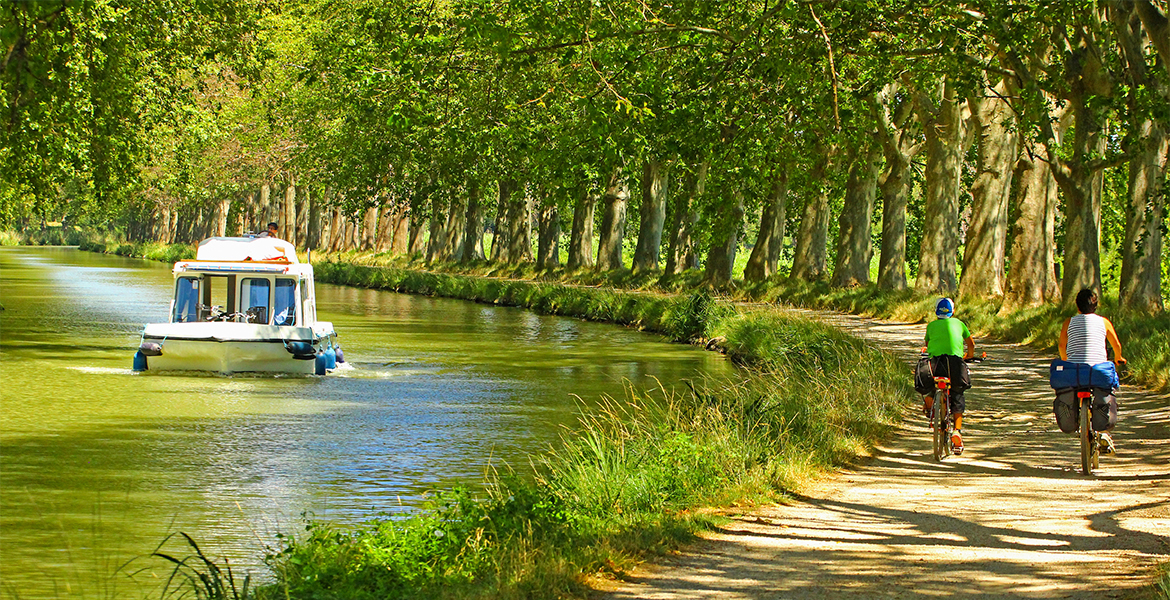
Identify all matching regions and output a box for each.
[932,391,946,462]
[1080,397,1093,475]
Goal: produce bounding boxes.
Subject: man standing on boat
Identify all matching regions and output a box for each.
[258,222,279,238]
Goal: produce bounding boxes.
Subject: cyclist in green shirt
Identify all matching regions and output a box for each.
[922,298,976,453]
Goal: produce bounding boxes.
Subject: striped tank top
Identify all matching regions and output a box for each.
[1066,313,1108,364]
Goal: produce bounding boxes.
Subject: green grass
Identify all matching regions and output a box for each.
[1152,562,1170,600]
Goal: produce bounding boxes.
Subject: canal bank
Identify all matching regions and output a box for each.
[31,238,917,598]
[252,264,913,599]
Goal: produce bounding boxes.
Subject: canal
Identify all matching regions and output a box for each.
[0,247,735,598]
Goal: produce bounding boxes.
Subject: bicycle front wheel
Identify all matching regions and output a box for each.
[1080,398,1093,475]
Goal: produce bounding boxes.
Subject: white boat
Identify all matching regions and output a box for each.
[134,236,339,375]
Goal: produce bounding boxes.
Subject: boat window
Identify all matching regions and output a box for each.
[241,278,270,324]
[273,279,297,326]
[173,277,200,323]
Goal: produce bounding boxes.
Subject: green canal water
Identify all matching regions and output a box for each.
[0,247,734,598]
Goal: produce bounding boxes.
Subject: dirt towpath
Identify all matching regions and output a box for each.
[600,311,1170,600]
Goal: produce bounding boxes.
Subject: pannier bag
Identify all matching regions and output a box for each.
[914,357,935,396]
[1049,359,1118,390]
[1052,387,1118,433]
[1053,388,1079,433]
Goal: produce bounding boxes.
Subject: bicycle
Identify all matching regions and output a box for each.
[1070,360,1124,476]
[925,353,985,462]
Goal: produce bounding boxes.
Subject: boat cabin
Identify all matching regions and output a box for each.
[170,237,319,327]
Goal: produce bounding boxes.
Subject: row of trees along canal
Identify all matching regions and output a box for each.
[3,1,1168,311]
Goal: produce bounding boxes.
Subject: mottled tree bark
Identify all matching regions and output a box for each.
[705,192,745,285]
[912,76,966,293]
[566,187,596,269]
[282,178,296,246]
[505,181,532,263]
[1120,124,1167,311]
[874,86,919,291]
[597,166,629,270]
[375,203,394,251]
[460,182,485,262]
[1113,2,1168,311]
[426,202,449,262]
[390,203,410,254]
[444,194,467,262]
[1006,143,1062,307]
[490,181,510,261]
[215,198,230,237]
[258,184,271,234]
[633,159,668,272]
[832,142,882,287]
[959,79,1019,298]
[536,200,561,269]
[296,186,310,247]
[791,152,833,281]
[664,161,706,275]
[362,205,379,250]
[408,206,427,256]
[308,189,322,250]
[744,174,788,282]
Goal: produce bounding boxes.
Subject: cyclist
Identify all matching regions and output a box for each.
[921,297,976,454]
[1058,288,1125,453]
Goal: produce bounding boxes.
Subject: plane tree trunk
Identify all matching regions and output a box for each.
[832,141,882,288]
[704,192,745,285]
[566,187,596,269]
[633,159,668,273]
[790,152,833,281]
[664,161,706,276]
[912,76,966,294]
[596,166,629,270]
[959,78,1019,298]
[743,173,787,282]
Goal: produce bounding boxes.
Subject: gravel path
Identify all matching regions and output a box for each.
[599,311,1170,599]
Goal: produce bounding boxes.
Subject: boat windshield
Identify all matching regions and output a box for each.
[273,278,297,326]
[241,278,270,324]
[174,277,201,323]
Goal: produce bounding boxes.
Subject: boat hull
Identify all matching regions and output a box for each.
[143,339,318,374]
[141,322,335,375]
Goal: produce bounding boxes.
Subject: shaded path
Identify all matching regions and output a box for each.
[600,311,1170,599]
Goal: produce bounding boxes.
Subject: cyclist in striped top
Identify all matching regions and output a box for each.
[1058,288,1126,452]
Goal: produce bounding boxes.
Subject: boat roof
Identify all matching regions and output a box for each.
[173,237,314,277]
[195,237,299,263]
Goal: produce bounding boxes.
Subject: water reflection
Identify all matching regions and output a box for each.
[0,247,734,598]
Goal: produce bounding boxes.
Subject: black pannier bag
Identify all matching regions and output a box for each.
[1053,388,1079,433]
[1052,388,1117,433]
[1092,388,1118,432]
[914,357,935,395]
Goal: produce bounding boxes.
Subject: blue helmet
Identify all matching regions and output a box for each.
[936,297,954,318]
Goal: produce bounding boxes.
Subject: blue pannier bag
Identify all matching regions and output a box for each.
[1049,359,1118,390]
